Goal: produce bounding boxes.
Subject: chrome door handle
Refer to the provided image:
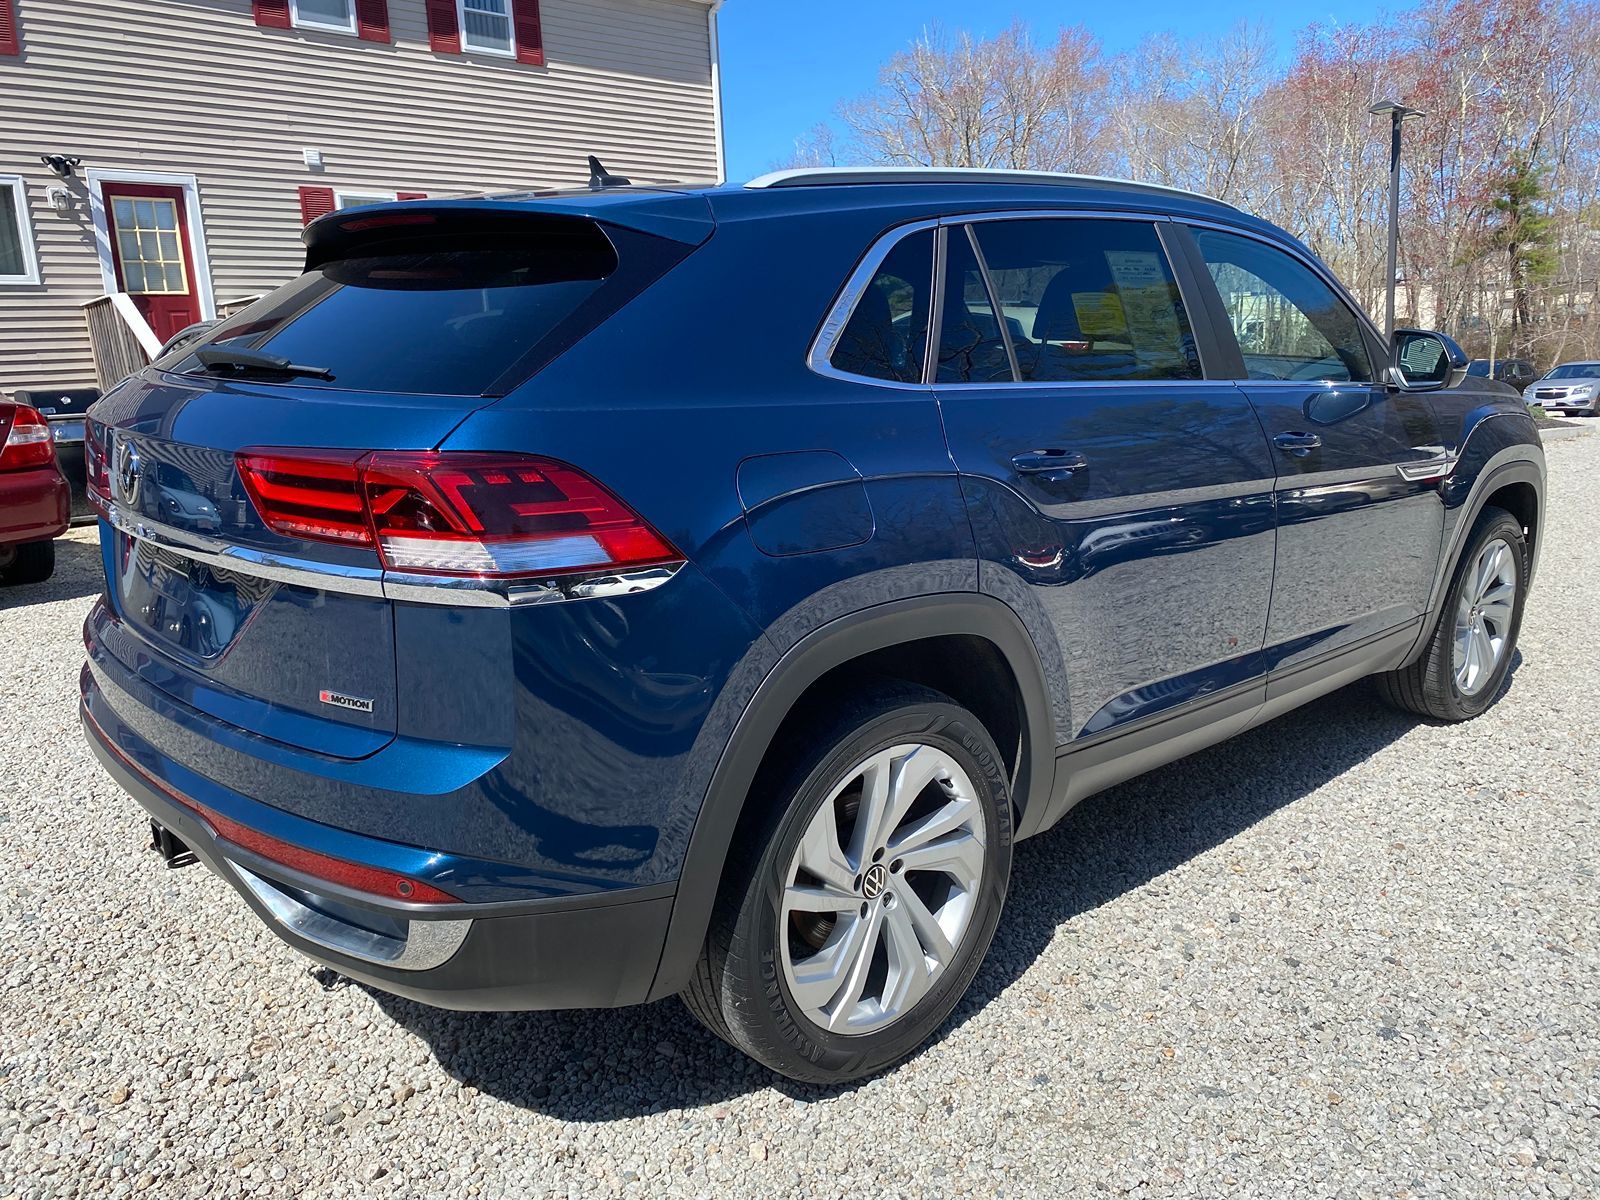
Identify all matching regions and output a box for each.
[1012,450,1088,483]
[1273,431,1322,457]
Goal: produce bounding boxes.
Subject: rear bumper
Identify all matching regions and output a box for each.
[82,694,676,1011]
[0,464,69,543]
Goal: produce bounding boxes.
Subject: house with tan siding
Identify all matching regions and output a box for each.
[0,0,724,396]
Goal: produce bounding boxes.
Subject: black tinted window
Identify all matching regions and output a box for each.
[1195,229,1375,383]
[169,223,682,396]
[830,229,935,383]
[941,219,1201,384]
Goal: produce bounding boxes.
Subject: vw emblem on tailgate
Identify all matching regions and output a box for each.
[114,438,143,506]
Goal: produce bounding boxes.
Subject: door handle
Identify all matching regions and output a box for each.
[1011,450,1088,484]
[1273,431,1322,457]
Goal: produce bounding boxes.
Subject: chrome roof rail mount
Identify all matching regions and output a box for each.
[742,167,1236,209]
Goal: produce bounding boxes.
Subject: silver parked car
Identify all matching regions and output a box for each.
[1525,362,1600,415]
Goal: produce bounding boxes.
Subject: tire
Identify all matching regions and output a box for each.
[1377,506,1527,721]
[0,539,55,586]
[682,680,1013,1084]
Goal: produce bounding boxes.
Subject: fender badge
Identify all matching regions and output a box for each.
[319,689,374,714]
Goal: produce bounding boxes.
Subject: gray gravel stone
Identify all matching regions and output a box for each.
[1,431,1596,1198]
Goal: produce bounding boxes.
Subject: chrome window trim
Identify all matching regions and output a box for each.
[100,505,682,608]
[806,217,941,392]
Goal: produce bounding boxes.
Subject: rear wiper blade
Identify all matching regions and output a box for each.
[192,345,334,381]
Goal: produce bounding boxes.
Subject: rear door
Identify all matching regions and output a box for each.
[1182,224,1448,673]
[934,215,1278,743]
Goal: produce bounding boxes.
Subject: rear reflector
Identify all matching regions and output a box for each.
[84,704,459,905]
[238,449,681,579]
[0,405,57,472]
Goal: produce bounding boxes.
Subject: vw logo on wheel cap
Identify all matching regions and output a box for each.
[861,863,889,899]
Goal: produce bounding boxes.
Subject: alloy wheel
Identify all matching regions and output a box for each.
[1452,537,1518,697]
[778,743,986,1036]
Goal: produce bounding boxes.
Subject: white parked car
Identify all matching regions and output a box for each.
[1525,362,1600,415]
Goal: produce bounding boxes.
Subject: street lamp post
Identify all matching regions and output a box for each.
[1368,99,1424,341]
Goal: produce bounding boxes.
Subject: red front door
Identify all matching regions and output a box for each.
[102,182,203,343]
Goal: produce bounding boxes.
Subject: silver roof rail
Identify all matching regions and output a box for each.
[743,166,1235,208]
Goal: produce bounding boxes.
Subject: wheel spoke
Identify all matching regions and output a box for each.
[795,801,857,894]
[889,795,978,859]
[895,829,985,884]
[1481,579,1515,608]
[844,750,895,867]
[898,884,956,965]
[1474,625,1497,676]
[880,901,933,1014]
[824,905,885,1031]
[788,907,873,1013]
[782,884,858,915]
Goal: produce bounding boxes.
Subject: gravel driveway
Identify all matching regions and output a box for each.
[3,434,1596,1200]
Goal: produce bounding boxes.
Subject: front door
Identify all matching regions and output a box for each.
[1184,225,1448,674]
[102,182,202,343]
[934,216,1279,743]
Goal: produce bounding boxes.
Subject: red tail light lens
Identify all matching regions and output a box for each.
[237,449,681,579]
[85,420,111,508]
[0,405,57,472]
[236,450,370,544]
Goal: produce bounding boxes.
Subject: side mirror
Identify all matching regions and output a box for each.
[1389,328,1469,392]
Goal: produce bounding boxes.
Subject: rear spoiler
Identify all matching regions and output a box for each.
[301,192,716,268]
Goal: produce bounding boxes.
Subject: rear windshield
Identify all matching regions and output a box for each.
[164,220,687,396]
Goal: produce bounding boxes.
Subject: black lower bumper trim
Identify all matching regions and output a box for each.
[85,707,675,1011]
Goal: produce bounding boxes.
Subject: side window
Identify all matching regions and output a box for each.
[0,175,41,285]
[968,219,1201,383]
[829,229,934,384]
[1193,229,1375,383]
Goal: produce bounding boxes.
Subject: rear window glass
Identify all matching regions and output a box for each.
[830,229,935,383]
[167,221,684,396]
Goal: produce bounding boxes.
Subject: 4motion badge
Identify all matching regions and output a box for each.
[318,689,374,714]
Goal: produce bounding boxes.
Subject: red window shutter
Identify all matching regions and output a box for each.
[396,191,428,200]
[354,0,390,42]
[298,186,336,226]
[0,0,19,56]
[425,0,460,53]
[512,0,543,65]
[252,0,292,30]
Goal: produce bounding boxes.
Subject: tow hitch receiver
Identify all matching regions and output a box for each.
[149,820,197,869]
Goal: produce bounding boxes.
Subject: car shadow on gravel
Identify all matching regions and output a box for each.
[0,535,102,607]
[367,669,1515,1121]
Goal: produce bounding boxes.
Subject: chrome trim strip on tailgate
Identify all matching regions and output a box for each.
[101,503,680,608]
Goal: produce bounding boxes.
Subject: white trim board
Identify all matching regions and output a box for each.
[84,168,218,322]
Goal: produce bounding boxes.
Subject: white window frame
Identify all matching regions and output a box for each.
[0,175,42,286]
[290,0,358,36]
[457,0,516,58]
[335,189,399,210]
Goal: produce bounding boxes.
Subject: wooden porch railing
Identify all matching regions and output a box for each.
[82,294,162,392]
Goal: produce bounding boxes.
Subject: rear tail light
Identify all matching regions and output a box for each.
[237,450,681,579]
[0,405,57,472]
[85,421,111,509]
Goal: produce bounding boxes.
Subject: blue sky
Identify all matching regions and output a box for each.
[717,0,1386,180]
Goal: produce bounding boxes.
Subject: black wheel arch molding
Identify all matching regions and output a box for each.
[646,591,1057,1001]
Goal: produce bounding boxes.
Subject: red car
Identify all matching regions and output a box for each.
[0,400,70,586]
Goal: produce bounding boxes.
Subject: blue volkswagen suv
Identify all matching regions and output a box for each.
[81,168,1545,1083]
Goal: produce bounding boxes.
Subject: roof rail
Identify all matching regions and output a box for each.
[743,166,1235,208]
